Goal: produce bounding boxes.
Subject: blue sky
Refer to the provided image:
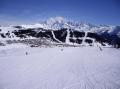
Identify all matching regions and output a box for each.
[0,0,120,25]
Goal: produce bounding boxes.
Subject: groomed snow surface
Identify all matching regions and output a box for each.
[0,44,120,89]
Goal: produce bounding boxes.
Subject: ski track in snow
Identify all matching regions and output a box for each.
[82,31,88,45]
[51,31,62,43]
[65,29,71,44]
[0,45,120,89]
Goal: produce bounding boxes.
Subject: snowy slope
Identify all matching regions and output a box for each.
[0,46,120,89]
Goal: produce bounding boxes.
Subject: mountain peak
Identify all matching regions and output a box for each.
[46,17,67,24]
[45,17,67,26]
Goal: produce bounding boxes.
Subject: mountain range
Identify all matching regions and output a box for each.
[0,17,120,48]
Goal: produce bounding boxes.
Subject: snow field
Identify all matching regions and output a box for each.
[0,45,120,89]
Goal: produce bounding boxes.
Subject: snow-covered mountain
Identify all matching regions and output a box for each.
[21,17,94,31]
[0,17,120,48]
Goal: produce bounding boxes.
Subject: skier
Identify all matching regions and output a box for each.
[61,48,63,51]
[26,52,28,55]
[99,46,102,51]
